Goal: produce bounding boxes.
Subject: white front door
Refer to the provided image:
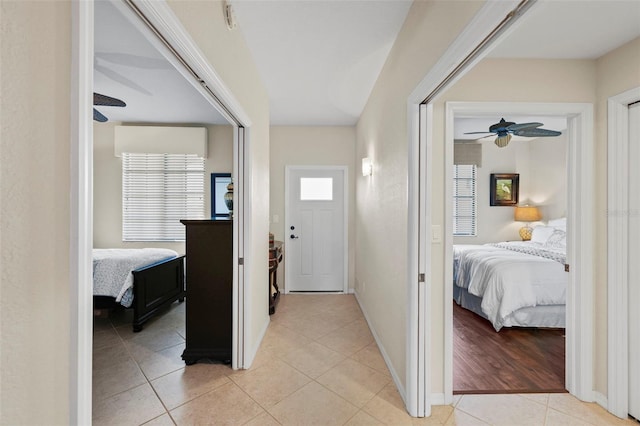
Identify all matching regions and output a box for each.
[286,167,346,292]
[629,102,640,420]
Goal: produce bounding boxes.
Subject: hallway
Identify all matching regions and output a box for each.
[92,294,632,425]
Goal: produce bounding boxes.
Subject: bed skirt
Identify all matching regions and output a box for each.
[454,285,565,329]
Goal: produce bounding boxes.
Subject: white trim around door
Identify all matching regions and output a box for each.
[70,2,94,423]
[607,86,640,419]
[284,165,349,294]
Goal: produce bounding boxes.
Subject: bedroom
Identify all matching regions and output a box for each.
[416,21,639,413]
[451,114,568,394]
[91,0,238,402]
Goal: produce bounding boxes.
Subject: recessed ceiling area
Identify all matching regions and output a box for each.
[94,1,228,125]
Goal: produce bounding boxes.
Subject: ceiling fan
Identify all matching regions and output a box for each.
[464,118,562,147]
[93,92,126,122]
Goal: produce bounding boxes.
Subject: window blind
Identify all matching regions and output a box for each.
[454,142,482,167]
[453,164,477,236]
[122,153,205,241]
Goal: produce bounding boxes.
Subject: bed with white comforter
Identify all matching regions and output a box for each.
[453,228,568,331]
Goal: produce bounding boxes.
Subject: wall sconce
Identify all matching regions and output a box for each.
[362,157,373,176]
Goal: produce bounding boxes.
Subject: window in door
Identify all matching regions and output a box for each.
[300,177,333,200]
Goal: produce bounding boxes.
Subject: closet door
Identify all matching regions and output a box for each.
[629,102,640,420]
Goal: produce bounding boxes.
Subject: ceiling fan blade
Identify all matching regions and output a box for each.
[507,122,543,131]
[93,108,108,122]
[513,128,562,137]
[473,134,495,141]
[95,63,153,96]
[464,131,496,135]
[95,52,172,70]
[94,92,126,107]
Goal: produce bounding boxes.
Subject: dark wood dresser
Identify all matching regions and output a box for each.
[180,218,232,365]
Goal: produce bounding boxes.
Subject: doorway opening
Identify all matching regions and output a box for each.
[403,3,595,414]
[72,1,251,422]
[449,111,569,394]
[441,101,594,403]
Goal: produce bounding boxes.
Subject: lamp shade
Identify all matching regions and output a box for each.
[514,205,542,222]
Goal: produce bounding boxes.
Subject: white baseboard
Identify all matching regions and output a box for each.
[354,291,406,403]
[593,391,608,411]
[430,393,446,405]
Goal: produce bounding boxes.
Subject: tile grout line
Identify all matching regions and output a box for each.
[111,311,182,426]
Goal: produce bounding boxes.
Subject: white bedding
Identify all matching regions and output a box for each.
[93,248,178,307]
[454,242,567,331]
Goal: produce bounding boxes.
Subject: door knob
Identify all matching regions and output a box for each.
[290,234,299,239]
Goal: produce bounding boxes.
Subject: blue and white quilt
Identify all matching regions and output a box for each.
[93,248,178,307]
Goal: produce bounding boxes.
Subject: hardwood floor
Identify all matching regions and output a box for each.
[453,302,566,394]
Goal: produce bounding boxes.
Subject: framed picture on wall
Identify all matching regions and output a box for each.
[211,173,232,217]
[490,173,519,206]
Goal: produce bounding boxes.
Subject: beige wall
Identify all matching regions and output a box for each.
[529,133,568,222]
[355,0,485,393]
[166,0,271,363]
[270,126,356,291]
[594,36,640,394]
[1,2,72,424]
[93,122,233,252]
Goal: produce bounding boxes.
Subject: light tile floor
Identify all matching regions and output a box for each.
[93,294,637,425]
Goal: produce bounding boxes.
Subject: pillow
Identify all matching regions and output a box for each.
[545,229,567,249]
[530,226,556,244]
[548,217,567,230]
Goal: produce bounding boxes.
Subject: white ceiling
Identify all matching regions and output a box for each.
[488,0,640,59]
[94,0,228,125]
[230,0,413,126]
[94,0,640,127]
[230,0,639,126]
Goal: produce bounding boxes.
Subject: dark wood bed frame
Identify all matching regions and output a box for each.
[93,255,186,332]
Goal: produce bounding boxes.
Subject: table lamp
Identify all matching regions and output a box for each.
[514,205,542,241]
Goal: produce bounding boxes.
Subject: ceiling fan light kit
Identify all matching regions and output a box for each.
[494,133,511,147]
[466,117,561,148]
